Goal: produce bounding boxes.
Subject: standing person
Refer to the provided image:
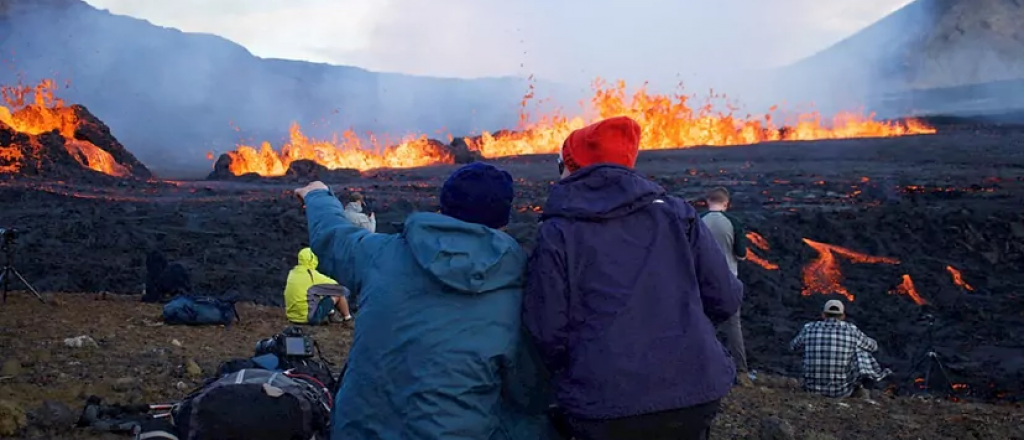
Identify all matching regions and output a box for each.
[294,162,559,440]
[524,116,744,440]
[283,247,352,325]
[342,192,376,232]
[790,300,891,399]
[700,186,753,387]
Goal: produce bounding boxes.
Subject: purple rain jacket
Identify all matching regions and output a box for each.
[523,164,744,419]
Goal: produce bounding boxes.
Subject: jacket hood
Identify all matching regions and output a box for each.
[403,212,526,294]
[296,247,318,270]
[344,202,363,213]
[542,165,666,221]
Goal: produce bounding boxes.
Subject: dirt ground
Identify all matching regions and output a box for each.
[0,294,1021,440]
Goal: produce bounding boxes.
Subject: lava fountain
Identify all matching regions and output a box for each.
[219,78,938,176]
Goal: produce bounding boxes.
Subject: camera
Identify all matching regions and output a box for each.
[254,326,315,359]
[0,228,16,250]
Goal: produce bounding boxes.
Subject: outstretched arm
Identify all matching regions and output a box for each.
[523,222,571,377]
[298,183,387,291]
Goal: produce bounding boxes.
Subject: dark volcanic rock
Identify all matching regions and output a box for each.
[447,137,485,164]
[207,153,233,180]
[69,105,150,179]
[284,159,325,181]
[207,155,362,182]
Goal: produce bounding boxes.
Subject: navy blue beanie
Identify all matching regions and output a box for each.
[440,162,514,229]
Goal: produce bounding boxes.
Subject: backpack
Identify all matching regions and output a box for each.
[172,368,332,440]
[215,355,340,397]
[162,295,240,326]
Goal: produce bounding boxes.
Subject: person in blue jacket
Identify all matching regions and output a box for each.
[294,162,560,440]
[524,116,745,440]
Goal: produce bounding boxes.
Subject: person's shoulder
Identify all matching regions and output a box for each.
[840,321,862,331]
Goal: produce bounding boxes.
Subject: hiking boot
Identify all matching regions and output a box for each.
[850,387,871,399]
[736,373,754,388]
[328,313,346,324]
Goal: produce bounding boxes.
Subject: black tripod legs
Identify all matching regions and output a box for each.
[0,266,46,304]
[907,351,958,397]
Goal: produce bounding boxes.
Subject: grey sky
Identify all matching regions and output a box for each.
[82,0,913,88]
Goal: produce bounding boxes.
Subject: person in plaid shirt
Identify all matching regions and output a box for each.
[790,300,891,398]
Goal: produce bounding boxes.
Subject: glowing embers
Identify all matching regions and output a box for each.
[946,265,974,291]
[745,232,778,270]
[800,238,900,302]
[0,78,77,138]
[889,274,928,306]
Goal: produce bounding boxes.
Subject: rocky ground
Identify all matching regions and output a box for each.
[0,123,1023,438]
[0,294,1021,440]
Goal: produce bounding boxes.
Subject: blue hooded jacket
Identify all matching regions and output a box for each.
[303,189,560,440]
[524,165,744,419]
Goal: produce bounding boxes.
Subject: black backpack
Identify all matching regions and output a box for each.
[172,368,332,440]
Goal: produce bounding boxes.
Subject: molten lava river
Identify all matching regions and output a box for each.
[219,79,937,176]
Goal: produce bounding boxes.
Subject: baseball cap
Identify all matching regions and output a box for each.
[823,300,845,315]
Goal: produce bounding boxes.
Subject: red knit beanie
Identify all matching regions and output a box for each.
[560,116,641,173]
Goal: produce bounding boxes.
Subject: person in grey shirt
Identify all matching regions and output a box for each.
[700,186,752,386]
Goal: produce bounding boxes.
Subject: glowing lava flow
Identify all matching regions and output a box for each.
[744,231,779,270]
[801,238,901,301]
[0,79,128,176]
[889,274,928,305]
[220,78,937,176]
[946,265,974,291]
[223,124,453,177]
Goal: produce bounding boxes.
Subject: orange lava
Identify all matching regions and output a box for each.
[801,238,901,301]
[220,78,937,176]
[224,123,453,176]
[0,79,127,176]
[744,231,778,270]
[945,265,974,291]
[889,274,928,305]
[745,247,780,270]
[747,231,771,251]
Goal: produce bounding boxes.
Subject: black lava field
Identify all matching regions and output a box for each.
[1,120,1022,402]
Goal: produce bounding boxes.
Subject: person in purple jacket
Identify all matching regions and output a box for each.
[523,116,744,440]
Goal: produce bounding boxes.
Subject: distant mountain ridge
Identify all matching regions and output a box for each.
[0,0,559,176]
[781,0,1024,116]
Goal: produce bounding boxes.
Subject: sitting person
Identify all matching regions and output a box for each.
[284,247,352,325]
[295,163,560,440]
[342,192,376,232]
[790,299,891,398]
[142,250,191,303]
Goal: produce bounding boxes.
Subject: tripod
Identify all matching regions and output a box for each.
[1,240,45,304]
[902,315,957,397]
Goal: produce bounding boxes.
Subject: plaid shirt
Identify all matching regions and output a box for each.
[789,318,880,398]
